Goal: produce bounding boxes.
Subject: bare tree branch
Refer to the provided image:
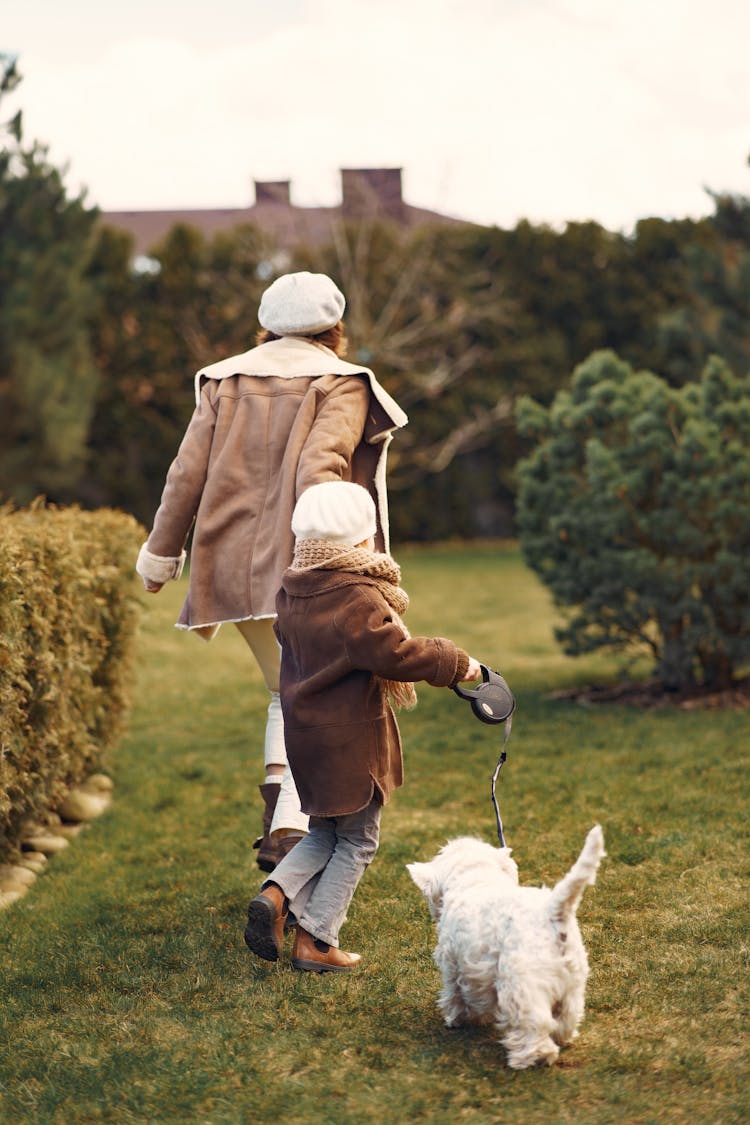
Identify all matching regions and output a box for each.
[389,396,515,487]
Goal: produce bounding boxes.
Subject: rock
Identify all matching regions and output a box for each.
[58,788,111,822]
[56,822,84,840]
[22,821,47,837]
[81,773,114,794]
[56,773,114,821]
[18,852,47,873]
[0,889,26,909]
[0,864,36,887]
[22,833,70,856]
[0,879,29,897]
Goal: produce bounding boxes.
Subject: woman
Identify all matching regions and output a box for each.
[136,271,407,870]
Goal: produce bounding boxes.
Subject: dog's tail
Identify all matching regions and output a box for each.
[548,824,605,924]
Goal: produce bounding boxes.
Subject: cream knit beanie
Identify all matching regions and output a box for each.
[258,271,345,336]
[292,482,376,546]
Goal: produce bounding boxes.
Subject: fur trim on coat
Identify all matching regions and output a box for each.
[136,543,186,585]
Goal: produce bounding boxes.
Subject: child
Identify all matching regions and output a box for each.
[243,481,481,972]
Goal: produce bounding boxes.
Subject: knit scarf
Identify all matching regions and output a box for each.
[291,540,418,710]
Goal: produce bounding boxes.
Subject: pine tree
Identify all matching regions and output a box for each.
[655,166,750,384]
[516,350,750,691]
[0,55,99,503]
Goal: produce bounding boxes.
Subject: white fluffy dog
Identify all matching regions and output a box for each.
[407,824,605,1070]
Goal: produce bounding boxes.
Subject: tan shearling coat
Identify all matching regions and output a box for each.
[275,567,470,818]
[140,338,407,635]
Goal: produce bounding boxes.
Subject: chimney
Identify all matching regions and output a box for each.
[340,168,404,220]
[254,180,291,205]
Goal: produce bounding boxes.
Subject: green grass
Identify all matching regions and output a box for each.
[1,542,748,1124]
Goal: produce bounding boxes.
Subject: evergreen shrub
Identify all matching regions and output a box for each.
[0,502,143,854]
[516,350,750,691]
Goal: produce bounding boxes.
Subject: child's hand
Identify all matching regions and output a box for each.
[462,657,483,682]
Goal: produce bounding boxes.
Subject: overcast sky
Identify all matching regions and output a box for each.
[4,0,749,232]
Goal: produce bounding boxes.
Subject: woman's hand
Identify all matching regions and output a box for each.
[143,578,164,593]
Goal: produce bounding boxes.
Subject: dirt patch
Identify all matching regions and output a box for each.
[548,676,750,710]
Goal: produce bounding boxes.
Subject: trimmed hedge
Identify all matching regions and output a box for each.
[0,502,144,856]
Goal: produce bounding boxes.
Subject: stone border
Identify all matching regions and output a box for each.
[0,774,114,910]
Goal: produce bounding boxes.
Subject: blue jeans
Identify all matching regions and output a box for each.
[265,798,382,947]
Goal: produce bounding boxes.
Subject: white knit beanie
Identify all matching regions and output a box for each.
[292,482,376,546]
[258,271,345,336]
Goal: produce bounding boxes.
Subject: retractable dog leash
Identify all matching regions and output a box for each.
[453,665,516,848]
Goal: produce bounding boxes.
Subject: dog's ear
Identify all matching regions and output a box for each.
[406,861,437,899]
[406,861,442,921]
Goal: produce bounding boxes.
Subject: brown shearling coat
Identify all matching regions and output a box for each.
[144,347,404,632]
[274,568,470,818]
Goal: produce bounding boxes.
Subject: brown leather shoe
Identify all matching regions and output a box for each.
[244,882,288,962]
[291,925,361,973]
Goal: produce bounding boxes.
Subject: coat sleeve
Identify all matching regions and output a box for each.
[336,588,470,688]
[143,385,218,560]
[295,376,370,496]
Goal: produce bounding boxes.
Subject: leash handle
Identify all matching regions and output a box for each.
[490,716,513,847]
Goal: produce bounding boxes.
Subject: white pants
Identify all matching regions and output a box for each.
[234,617,308,836]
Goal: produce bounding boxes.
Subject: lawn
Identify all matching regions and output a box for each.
[1,542,748,1124]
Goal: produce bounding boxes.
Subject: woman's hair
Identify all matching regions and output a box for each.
[255,320,348,356]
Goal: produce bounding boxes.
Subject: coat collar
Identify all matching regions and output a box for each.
[280,567,379,599]
[194,337,408,430]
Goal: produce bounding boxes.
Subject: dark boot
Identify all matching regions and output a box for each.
[276,831,306,861]
[252,783,281,872]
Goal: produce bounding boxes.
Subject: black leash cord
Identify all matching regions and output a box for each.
[490,717,513,847]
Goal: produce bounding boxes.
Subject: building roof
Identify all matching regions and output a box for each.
[101,168,469,256]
